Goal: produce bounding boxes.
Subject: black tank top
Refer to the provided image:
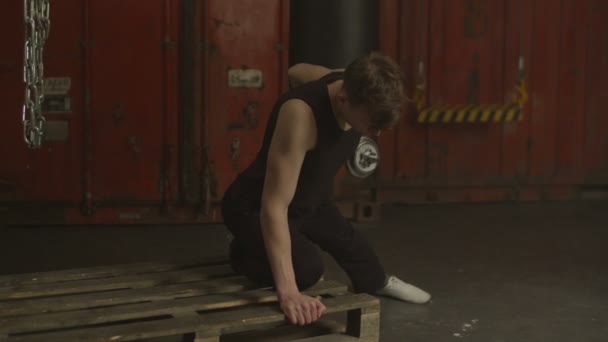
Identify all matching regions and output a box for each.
[223,72,361,214]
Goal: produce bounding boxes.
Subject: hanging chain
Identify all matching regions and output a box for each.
[22,0,50,148]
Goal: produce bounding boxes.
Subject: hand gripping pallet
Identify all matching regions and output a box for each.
[0,261,380,342]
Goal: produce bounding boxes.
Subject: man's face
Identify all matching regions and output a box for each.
[343,101,382,137]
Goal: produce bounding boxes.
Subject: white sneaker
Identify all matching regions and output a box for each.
[376,275,431,304]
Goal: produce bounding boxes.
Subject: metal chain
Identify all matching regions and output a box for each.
[22,0,50,148]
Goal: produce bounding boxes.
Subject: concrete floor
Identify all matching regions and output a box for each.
[1,200,607,341]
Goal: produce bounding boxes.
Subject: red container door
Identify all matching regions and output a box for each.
[383,0,605,203]
[202,0,289,204]
[393,0,525,201]
[0,0,84,203]
[585,0,608,184]
[88,1,179,204]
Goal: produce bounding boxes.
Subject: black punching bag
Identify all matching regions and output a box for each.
[289,0,379,69]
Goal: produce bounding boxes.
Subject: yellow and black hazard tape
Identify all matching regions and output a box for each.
[414,80,528,124]
[417,102,522,124]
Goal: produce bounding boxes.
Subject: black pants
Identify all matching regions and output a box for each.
[221,202,386,294]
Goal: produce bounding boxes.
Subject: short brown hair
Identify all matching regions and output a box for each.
[343,52,405,129]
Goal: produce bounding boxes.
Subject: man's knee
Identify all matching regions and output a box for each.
[293,253,325,291]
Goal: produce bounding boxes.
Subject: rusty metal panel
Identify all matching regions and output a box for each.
[203,0,289,204]
[0,0,29,201]
[555,0,588,181]
[0,0,84,202]
[87,0,179,204]
[1,0,289,224]
[392,0,428,181]
[1,0,606,224]
[395,0,512,183]
[585,0,608,184]
[501,0,532,180]
[0,0,183,224]
[376,0,402,181]
[425,0,506,181]
[380,0,605,203]
[528,0,560,179]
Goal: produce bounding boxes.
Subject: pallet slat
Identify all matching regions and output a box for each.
[196,293,379,338]
[4,293,377,342]
[292,334,359,342]
[220,319,346,342]
[0,276,251,318]
[0,281,347,335]
[5,315,200,342]
[0,261,226,288]
[0,262,380,342]
[0,264,234,300]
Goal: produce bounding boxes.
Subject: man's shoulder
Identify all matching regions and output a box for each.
[277,99,316,131]
[282,78,328,113]
[280,98,314,114]
[275,99,317,150]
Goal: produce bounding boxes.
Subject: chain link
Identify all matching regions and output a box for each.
[23,0,50,148]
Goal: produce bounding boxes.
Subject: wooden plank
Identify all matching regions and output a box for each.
[0,276,251,317]
[346,306,380,341]
[220,319,345,342]
[291,334,359,342]
[0,261,227,287]
[197,294,379,337]
[6,315,201,342]
[0,281,346,335]
[0,264,234,300]
[5,293,376,342]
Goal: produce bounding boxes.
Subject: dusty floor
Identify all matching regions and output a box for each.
[1,200,607,341]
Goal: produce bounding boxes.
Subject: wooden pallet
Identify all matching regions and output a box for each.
[0,261,380,342]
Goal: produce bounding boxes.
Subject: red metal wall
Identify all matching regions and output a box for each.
[87,0,179,205]
[202,0,289,221]
[1,0,84,203]
[0,0,606,225]
[0,0,182,224]
[585,0,608,184]
[376,0,608,203]
[0,0,289,225]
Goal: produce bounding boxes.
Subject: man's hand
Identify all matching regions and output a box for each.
[279,290,326,325]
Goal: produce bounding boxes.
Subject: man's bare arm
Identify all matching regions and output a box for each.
[260,99,325,325]
[260,99,314,295]
[288,63,345,88]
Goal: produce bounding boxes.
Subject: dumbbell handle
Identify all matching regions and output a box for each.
[359,152,378,166]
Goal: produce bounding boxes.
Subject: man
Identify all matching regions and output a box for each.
[221,52,430,326]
